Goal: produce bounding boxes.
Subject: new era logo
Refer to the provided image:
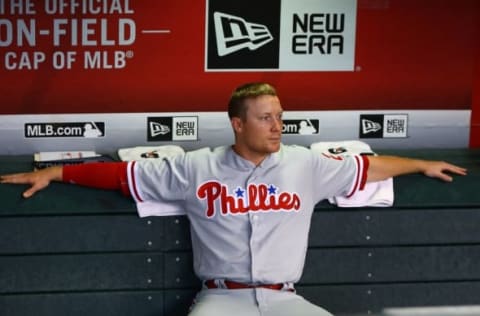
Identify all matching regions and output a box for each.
[148,117,172,141]
[147,116,199,142]
[149,121,170,137]
[206,0,281,69]
[214,12,274,56]
[359,114,408,139]
[205,0,357,71]
[361,119,382,134]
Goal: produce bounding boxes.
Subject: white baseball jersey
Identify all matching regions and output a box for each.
[127,144,367,284]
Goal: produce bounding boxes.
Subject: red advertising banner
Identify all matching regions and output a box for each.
[0,0,478,115]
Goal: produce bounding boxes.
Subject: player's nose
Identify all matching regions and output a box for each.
[271,118,282,132]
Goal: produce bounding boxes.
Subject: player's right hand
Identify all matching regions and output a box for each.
[0,166,63,198]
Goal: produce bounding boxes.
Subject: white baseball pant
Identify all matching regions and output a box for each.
[188,288,334,316]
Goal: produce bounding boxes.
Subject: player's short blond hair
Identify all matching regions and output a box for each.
[228,82,278,121]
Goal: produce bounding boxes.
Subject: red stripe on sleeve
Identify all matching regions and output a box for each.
[346,156,362,198]
[359,155,369,191]
[128,161,143,202]
[346,155,370,197]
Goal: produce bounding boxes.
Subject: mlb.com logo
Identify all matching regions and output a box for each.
[359,114,408,139]
[25,122,105,138]
[282,119,319,135]
[148,116,198,141]
[205,0,357,71]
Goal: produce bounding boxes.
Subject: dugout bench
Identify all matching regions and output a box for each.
[0,149,479,316]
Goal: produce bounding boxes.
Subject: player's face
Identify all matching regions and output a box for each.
[232,94,283,165]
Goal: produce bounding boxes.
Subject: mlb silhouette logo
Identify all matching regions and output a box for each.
[282,119,320,135]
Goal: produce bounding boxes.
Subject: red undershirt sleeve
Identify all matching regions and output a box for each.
[62,162,130,196]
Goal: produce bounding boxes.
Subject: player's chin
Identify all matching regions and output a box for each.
[266,141,281,153]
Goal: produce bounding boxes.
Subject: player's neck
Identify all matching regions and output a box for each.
[232,144,269,167]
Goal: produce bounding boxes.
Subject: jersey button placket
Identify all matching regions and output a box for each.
[247,171,261,284]
[249,212,261,285]
[250,211,267,309]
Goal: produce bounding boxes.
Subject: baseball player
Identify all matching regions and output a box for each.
[0,83,467,316]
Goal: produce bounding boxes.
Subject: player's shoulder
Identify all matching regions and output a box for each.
[279,144,315,161]
[185,146,212,155]
[281,143,354,163]
[281,144,312,155]
[184,146,227,160]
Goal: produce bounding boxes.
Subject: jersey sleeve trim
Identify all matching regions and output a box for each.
[127,161,144,202]
[359,154,369,190]
[346,155,369,198]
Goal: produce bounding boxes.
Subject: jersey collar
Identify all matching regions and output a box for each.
[221,144,282,170]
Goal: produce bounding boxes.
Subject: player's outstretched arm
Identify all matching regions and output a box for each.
[366,155,467,183]
[0,166,63,198]
[1,162,130,199]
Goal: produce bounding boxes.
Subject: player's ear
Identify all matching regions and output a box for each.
[231,117,243,133]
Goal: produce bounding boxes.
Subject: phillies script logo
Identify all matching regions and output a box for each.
[197,181,301,218]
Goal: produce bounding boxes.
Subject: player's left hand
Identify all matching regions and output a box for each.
[422,161,467,182]
[367,155,467,183]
